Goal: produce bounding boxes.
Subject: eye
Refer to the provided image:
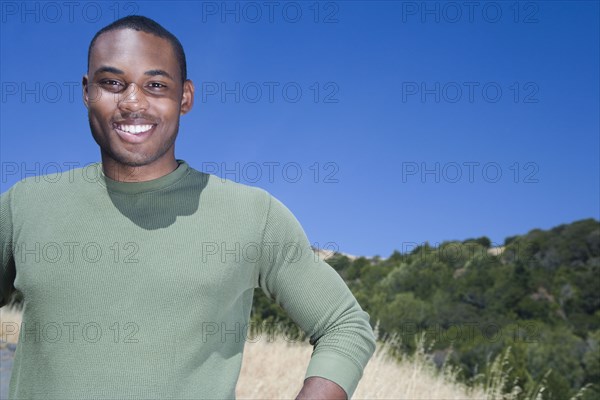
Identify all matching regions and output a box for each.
[99,79,124,92]
[148,82,167,89]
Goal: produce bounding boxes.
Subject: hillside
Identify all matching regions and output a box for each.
[257,218,600,400]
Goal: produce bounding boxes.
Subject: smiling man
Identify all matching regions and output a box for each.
[84,18,194,182]
[0,16,376,400]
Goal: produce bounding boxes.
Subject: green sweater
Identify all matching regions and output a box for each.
[0,160,376,399]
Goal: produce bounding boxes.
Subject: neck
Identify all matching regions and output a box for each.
[101,155,179,183]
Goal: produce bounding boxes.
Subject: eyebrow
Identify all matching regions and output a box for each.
[94,66,124,76]
[93,66,175,81]
[144,69,175,81]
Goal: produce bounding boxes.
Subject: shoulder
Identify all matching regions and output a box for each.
[190,169,300,227]
[185,164,304,229]
[188,165,273,207]
[0,163,101,205]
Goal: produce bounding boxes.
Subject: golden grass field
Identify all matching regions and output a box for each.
[236,333,487,399]
[1,307,494,399]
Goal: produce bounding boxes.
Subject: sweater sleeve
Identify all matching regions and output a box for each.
[0,185,17,308]
[258,194,376,399]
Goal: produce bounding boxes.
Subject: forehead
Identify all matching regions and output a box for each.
[89,29,179,79]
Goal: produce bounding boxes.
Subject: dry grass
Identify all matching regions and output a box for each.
[236,333,486,399]
[2,308,533,399]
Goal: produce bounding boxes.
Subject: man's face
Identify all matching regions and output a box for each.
[83,29,193,169]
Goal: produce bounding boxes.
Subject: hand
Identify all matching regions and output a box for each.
[295,376,348,400]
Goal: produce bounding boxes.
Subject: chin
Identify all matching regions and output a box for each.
[115,154,159,167]
[110,145,175,168]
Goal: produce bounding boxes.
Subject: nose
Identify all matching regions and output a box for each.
[117,83,149,113]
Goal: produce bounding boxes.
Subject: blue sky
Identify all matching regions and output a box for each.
[1,1,599,257]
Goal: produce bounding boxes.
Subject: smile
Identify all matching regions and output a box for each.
[115,124,154,135]
[113,122,157,144]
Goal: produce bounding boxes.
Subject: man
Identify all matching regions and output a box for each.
[0,16,376,399]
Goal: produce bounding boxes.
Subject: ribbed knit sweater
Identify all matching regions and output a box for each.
[0,160,376,399]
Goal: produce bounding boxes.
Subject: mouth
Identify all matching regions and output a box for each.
[113,122,157,143]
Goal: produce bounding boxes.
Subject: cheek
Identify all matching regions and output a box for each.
[86,84,104,105]
[154,99,181,125]
[88,96,116,122]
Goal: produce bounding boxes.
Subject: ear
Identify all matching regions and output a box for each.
[82,75,90,109]
[180,79,195,115]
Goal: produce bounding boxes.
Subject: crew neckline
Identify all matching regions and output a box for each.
[97,159,190,195]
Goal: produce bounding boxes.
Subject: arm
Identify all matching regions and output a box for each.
[0,186,17,308]
[296,376,348,400]
[258,194,376,399]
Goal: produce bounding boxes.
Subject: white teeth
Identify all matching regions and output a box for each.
[117,124,153,134]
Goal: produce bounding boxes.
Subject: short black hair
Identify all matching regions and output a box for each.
[87,15,187,83]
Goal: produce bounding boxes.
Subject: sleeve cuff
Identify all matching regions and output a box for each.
[304,351,364,399]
